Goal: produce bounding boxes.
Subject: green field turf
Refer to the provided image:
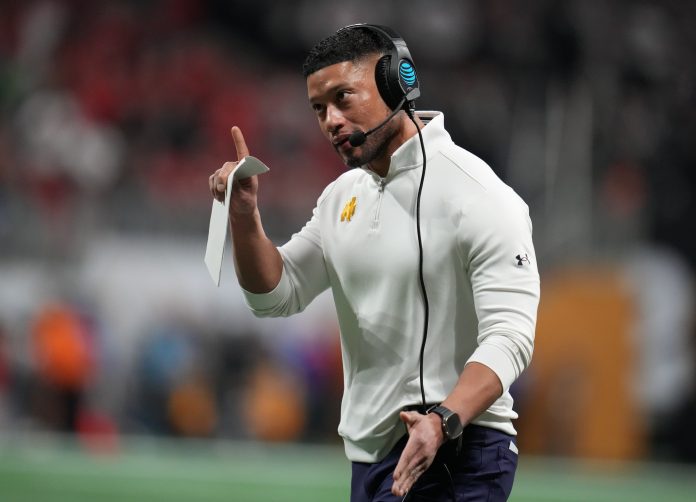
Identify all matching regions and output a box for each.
[0,435,694,501]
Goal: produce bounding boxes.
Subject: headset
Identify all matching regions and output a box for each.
[338,23,421,112]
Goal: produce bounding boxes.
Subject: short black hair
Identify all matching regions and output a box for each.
[302,26,392,77]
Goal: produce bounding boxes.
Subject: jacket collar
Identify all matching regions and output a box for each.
[363,111,451,181]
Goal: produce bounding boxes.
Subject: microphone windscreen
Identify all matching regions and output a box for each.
[349,131,366,147]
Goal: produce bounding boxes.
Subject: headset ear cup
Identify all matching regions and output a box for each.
[375,55,400,110]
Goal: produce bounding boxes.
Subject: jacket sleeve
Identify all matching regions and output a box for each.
[242,185,333,317]
[461,187,540,391]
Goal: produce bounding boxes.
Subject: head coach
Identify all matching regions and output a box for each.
[209,23,540,502]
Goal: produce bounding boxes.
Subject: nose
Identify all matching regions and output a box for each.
[325,104,345,135]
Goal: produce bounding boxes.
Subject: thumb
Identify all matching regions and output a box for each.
[400,411,420,429]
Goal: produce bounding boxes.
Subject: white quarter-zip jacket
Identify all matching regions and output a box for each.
[243,111,540,463]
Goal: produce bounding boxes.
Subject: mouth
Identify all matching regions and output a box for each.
[332,134,350,147]
[332,134,355,153]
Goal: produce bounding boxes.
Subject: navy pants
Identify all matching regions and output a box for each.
[351,425,518,502]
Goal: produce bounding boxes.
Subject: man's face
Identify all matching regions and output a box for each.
[307,55,400,168]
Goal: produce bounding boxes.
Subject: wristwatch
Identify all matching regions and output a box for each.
[428,405,463,442]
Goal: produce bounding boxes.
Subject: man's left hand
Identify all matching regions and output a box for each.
[391,410,445,497]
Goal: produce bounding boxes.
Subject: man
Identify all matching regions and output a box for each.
[209,25,539,501]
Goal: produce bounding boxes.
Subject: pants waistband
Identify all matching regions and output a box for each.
[402,403,439,414]
[401,404,514,445]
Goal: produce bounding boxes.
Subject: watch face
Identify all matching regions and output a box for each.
[439,408,463,439]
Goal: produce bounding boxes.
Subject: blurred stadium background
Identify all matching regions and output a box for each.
[1,0,695,500]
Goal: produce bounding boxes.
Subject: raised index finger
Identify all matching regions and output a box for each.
[231,126,250,161]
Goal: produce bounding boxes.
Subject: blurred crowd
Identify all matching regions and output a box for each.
[1,0,695,463]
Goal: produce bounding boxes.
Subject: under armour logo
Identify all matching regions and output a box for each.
[516,253,530,266]
[340,196,357,222]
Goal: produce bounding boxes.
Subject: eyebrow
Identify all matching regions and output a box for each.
[308,82,345,105]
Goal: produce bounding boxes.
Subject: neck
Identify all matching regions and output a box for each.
[367,112,425,177]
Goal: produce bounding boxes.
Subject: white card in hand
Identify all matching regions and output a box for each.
[204,156,270,286]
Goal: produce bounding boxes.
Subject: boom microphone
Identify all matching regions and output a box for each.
[347,97,407,147]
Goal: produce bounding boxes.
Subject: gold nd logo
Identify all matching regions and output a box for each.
[340,196,357,222]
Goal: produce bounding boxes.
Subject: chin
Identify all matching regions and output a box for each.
[341,152,363,168]
[344,158,363,168]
